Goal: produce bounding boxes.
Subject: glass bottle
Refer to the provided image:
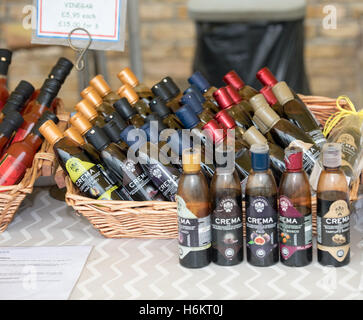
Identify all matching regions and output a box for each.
[225,84,256,120]
[260,86,284,118]
[188,71,218,106]
[0,49,12,111]
[74,100,106,127]
[114,98,145,128]
[102,114,129,153]
[181,92,215,124]
[81,86,115,119]
[177,148,211,268]
[89,74,120,105]
[245,144,279,267]
[149,97,183,129]
[184,85,220,114]
[223,70,258,101]
[210,145,243,266]
[278,146,312,267]
[151,82,180,113]
[317,143,350,267]
[0,112,23,155]
[214,109,246,144]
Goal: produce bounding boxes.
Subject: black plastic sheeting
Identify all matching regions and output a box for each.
[192,19,311,94]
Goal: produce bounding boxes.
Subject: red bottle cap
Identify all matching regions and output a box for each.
[284,146,303,171]
[225,85,242,104]
[223,70,245,90]
[202,119,226,144]
[256,67,278,87]
[213,87,234,109]
[215,110,236,130]
[260,86,278,105]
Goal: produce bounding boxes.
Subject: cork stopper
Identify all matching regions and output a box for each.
[69,112,93,135]
[39,120,63,146]
[243,126,267,146]
[323,143,342,168]
[182,148,201,173]
[81,86,103,107]
[89,75,112,97]
[64,126,86,146]
[117,67,139,88]
[272,81,294,105]
[249,93,270,112]
[75,99,98,121]
[117,83,139,105]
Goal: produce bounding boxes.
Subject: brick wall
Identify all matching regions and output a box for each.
[0,0,362,110]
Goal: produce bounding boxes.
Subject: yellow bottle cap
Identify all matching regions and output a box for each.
[64,126,85,145]
[117,67,139,88]
[39,120,63,146]
[69,112,93,135]
[81,86,103,107]
[243,126,267,146]
[117,83,139,105]
[89,74,112,97]
[182,148,201,173]
[75,99,98,121]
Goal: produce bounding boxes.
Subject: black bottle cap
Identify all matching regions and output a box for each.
[1,104,18,115]
[161,76,180,98]
[151,82,173,102]
[48,57,74,84]
[102,119,122,143]
[4,81,35,113]
[104,111,127,132]
[31,111,59,137]
[114,98,137,120]
[41,78,62,96]
[85,126,111,152]
[145,113,167,131]
[14,80,35,100]
[0,49,12,75]
[149,97,171,119]
[3,111,24,130]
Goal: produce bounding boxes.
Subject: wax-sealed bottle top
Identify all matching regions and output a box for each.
[188,71,210,92]
[251,143,269,171]
[181,92,203,115]
[284,146,303,171]
[225,85,242,104]
[14,80,34,100]
[260,86,278,105]
[69,112,93,135]
[149,97,171,119]
[0,112,24,137]
[256,67,278,87]
[64,126,85,145]
[272,82,295,105]
[182,148,201,173]
[4,81,35,113]
[48,57,73,84]
[118,83,140,105]
[213,87,234,109]
[161,76,180,97]
[37,78,62,105]
[175,105,200,129]
[89,75,112,97]
[203,119,226,144]
[322,143,341,168]
[85,126,110,151]
[117,67,139,87]
[39,120,63,146]
[243,126,267,146]
[75,99,98,121]
[102,119,123,143]
[31,111,59,137]
[0,49,12,75]
[114,97,137,120]
[183,85,206,104]
[215,110,236,130]
[151,82,173,102]
[223,70,245,91]
[81,86,103,107]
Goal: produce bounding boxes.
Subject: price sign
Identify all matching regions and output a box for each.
[31,0,127,51]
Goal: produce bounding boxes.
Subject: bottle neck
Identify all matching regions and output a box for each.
[24,133,43,149]
[324,166,341,172]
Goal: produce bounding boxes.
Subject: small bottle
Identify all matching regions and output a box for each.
[114,98,145,128]
[181,92,215,124]
[223,70,258,101]
[0,49,12,111]
[0,112,24,155]
[39,120,123,200]
[89,74,120,105]
[188,71,218,106]
[151,82,180,113]
[210,145,243,266]
[75,99,107,127]
[245,144,279,267]
[177,148,211,268]
[279,146,312,267]
[317,143,350,267]
[149,97,183,129]
[260,86,284,118]
[81,86,115,119]
[184,85,220,114]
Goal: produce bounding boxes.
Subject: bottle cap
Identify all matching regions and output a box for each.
[149,97,171,119]
[272,82,294,105]
[119,125,141,147]
[161,76,180,98]
[40,78,62,97]
[75,99,98,121]
[151,82,173,102]
[117,67,139,87]
[34,111,59,134]
[3,111,24,129]
[225,85,242,104]
[145,113,167,131]
[81,86,103,107]
[114,97,137,120]
[117,83,139,105]
[250,143,270,171]
[105,111,127,131]
[39,120,63,146]
[85,126,110,151]
[260,86,278,106]
[214,110,236,129]
[69,112,93,135]
[256,67,278,87]
[223,70,245,91]
[202,119,226,144]
[3,90,30,113]
[102,119,122,143]
[188,71,210,92]
[284,146,303,171]
[0,49,12,75]
[182,148,201,172]
[253,104,280,133]
[181,92,203,115]
[167,130,192,156]
[48,57,73,84]
[89,74,112,97]
[243,126,267,146]
[175,105,200,129]
[213,87,234,109]
[249,93,270,112]
[13,80,35,100]
[251,115,269,135]
[323,143,341,168]
[64,126,85,145]
[183,85,206,104]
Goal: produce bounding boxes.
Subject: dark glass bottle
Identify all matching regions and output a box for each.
[260,86,284,118]
[279,147,312,267]
[317,143,350,267]
[114,98,145,128]
[223,70,258,101]
[0,49,12,111]
[149,97,183,129]
[177,148,211,268]
[151,82,180,113]
[181,92,215,124]
[90,74,120,105]
[245,144,279,267]
[188,71,218,106]
[210,146,243,266]
[0,112,23,155]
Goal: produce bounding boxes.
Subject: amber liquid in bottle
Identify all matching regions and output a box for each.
[0,49,11,111]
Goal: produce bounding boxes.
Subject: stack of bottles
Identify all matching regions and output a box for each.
[0,50,73,186]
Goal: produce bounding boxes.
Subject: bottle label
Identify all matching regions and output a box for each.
[65,157,119,200]
[246,196,278,259]
[176,195,211,259]
[11,128,28,144]
[307,129,326,149]
[317,199,350,262]
[278,196,312,260]
[0,153,27,186]
[336,133,358,171]
[212,197,243,260]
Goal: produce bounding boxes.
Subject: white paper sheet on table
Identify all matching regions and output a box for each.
[0,246,92,300]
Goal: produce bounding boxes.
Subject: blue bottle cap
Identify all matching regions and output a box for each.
[188,71,210,92]
[183,85,206,104]
[175,105,200,129]
[250,143,270,171]
[119,125,143,147]
[181,92,204,115]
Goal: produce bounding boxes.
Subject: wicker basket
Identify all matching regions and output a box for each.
[64,95,361,239]
[0,101,68,232]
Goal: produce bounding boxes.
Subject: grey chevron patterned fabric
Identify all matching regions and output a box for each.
[0,188,362,300]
